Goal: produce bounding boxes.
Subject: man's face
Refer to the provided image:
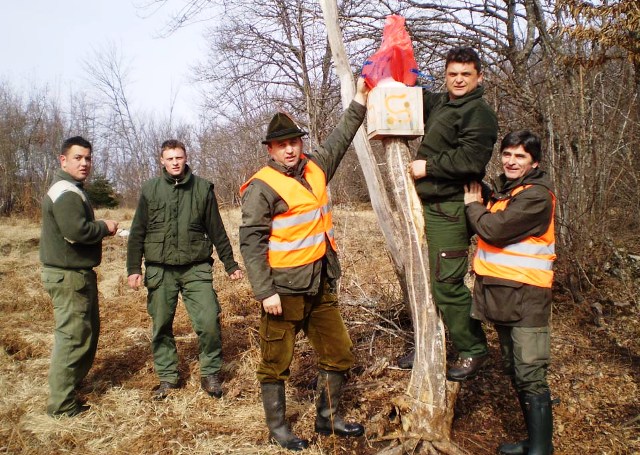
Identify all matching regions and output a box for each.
[445,62,483,100]
[267,137,303,168]
[161,147,187,177]
[501,145,538,180]
[60,145,92,182]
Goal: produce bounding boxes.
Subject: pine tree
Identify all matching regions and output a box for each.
[85,175,120,208]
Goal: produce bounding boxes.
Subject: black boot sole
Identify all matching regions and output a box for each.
[315,426,365,437]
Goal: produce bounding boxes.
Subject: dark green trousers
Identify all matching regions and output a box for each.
[42,267,99,416]
[145,262,222,383]
[257,283,354,383]
[424,200,487,358]
[496,324,551,395]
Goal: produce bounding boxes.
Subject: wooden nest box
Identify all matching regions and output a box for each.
[367,86,424,140]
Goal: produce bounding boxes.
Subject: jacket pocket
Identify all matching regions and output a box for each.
[188,228,212,261]
[148,201,166,226]
[273,265,314,292]
[143,231,165,261]
[435,248,468,283]
[481,276,524,322]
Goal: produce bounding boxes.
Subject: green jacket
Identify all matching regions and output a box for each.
[127,165,239,276]
[414,86,498,202]
[466,168,555,326]
[240,100,366,301]
[40,169,110,269]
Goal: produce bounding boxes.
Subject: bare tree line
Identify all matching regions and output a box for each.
[0,0,637,298]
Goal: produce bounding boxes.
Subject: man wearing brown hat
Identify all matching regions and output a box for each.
[239,77,369,451]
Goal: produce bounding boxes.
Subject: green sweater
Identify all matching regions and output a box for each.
[240,100,366,301]
[126,165,239,276]
[40,169,110,269]
[414,86,498,201]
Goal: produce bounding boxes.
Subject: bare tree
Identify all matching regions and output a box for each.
[0,82,65,216]
[83,43,198,205]
[394,0,639,298]
[140,0,401,206]
[84,44,153,201]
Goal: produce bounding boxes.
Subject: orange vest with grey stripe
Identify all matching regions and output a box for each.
[473,184,556,288]
[240,158,337,268]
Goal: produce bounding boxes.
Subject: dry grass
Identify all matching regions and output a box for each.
[0,207,638,454]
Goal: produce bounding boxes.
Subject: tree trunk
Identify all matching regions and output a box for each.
[318,3,463,453]
[317,0,403,275]
[380,138,462,455]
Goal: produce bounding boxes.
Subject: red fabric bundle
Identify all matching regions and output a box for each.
[362,15,418,88]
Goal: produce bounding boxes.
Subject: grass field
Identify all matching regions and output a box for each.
[0,207,637,454]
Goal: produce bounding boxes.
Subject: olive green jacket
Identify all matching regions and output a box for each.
[414,86,498,202]
[40,169,110,269]
[240,100,366,301]
[127,166,239,276]
[466,168,555,326]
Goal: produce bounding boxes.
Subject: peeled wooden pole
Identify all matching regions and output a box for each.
[317,0,403,274]
[318,3,464,453]
[381,138,462,455]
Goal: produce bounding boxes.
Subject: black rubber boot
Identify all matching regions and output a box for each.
[260,382,309,451]
[525,392,554,455]
[314,370,364,437]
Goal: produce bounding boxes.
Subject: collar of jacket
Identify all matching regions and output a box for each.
[55,168,85,188]
[446,86,486,106]
[493,168,554,199]
[267,156,309,178]
[162,164,193,186]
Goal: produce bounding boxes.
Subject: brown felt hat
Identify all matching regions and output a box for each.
[262,112,308,145]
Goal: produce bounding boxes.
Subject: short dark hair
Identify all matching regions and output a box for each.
[445,47,482,73]
[61,136,92,156]
[500,130,542,163]
[161,139,186,155]
[160,139,187,153]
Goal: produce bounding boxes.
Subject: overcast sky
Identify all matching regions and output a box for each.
[0,0,209,122]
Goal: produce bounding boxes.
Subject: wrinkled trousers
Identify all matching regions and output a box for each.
[145,262,222,383]
[424,200,488,358]
[257,281,354,383]
[496,324,551,395]
[42,267,99,415]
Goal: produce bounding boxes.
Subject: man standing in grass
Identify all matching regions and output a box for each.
[239,78,369,451]
[127,139,243,400]
[40,136,118,417]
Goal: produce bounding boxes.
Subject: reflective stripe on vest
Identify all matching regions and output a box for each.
[240,158,336,268]
[473,184,556,288]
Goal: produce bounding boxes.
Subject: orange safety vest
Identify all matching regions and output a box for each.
[473,184,556,288]
[240,158,337,268]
